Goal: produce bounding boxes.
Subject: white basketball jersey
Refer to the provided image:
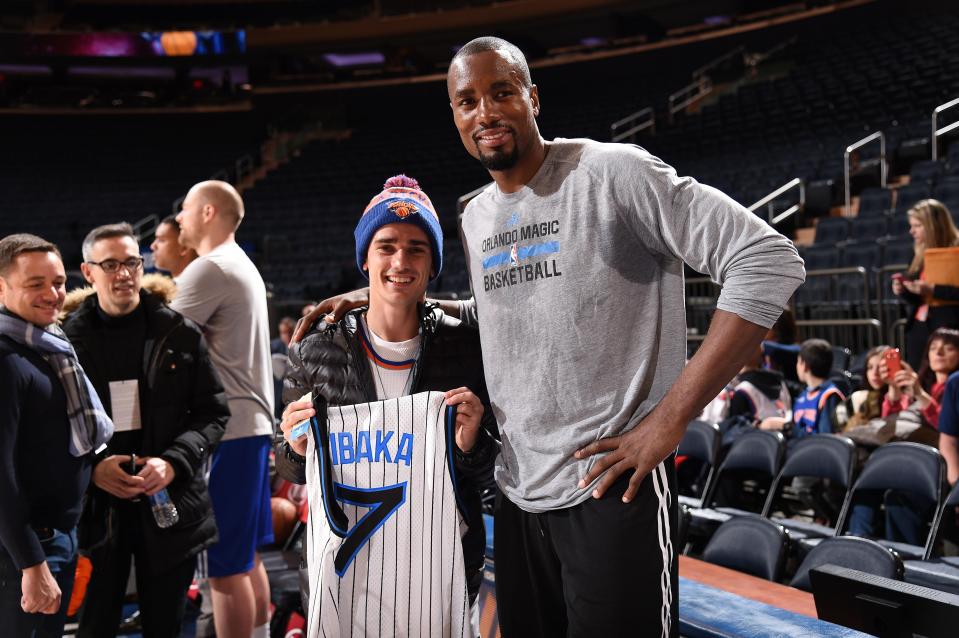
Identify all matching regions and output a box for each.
[304,390,470,638]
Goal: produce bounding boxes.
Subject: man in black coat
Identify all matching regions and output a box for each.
[63,223,229,638]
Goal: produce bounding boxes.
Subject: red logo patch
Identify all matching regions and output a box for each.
[388,201,418,218]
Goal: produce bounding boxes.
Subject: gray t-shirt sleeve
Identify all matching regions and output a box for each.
[614,147,805,328]
[170,258,228,327]
[457,298,479,327]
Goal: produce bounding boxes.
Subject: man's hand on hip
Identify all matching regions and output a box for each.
[574,412,686,503]
[574,309,771,504]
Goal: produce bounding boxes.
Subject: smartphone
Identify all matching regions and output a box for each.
[883,348,902,381]
[126,454,142,502]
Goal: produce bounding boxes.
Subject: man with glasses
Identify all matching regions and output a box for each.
[62,223,229,637]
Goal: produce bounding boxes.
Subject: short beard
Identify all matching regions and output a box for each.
[477,145,519,171]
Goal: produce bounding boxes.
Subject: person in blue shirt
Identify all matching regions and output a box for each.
[937,371,959,487]
[761,338,845,437]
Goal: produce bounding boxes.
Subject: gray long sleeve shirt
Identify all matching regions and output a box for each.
[459,138,805,512]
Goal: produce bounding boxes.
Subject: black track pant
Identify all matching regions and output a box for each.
[494,459,679,638]
[78,506,196,638]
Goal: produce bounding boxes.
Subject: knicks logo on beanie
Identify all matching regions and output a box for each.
[387,200,418,219]
[355,175,444,281]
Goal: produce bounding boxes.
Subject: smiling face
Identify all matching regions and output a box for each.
[448,50,540,173]
[0,251,66,327]
[364,223,432,313]
[81,235,142,316]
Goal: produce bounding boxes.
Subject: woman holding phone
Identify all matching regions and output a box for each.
[881,328,959,429]
[892,199,959,368]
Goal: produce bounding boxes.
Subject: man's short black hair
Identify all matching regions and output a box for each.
[451,36,532,88]
[799,338,833,379]
[0,233,61,276]
[160,214,181,231]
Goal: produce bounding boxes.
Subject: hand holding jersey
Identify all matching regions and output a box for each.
[281,396,315,457]
[282,388,484,457]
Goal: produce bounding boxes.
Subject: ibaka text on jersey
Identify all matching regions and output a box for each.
[328,430,414,466]
[481,220,560,253]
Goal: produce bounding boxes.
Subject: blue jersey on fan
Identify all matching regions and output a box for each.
[792,381,845,437]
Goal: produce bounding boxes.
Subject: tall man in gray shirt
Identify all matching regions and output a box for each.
[173,181,274,638]
[305,37,805,637]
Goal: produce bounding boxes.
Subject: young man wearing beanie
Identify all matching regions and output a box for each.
[275,176,497,635]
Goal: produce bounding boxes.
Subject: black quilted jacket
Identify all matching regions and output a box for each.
[274,303,497,600]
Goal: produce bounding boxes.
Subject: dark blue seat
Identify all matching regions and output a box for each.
[762,435,857,543]
[814,217,851,245]
[803,245,841,271]
[790,536,903,591]
[901,557,959,595]
[903,482,959,594]
[934,177,959,207]
[677,420,722,509]
[702,515,789,581]
[886,214,911,237]
[850,216,887,241]
[833,442,946,560]
[858,187,893,217]
[688,430,787,535]
[841,241,882,271]
[881,238,914,267]
[895,183,932,214]
[910,159,945,185]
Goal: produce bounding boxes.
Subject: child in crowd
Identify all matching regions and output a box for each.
[700,346,791,424]
[843,345,890,429]
[761,338,845,437]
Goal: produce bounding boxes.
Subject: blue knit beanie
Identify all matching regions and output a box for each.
[354,175,443,281]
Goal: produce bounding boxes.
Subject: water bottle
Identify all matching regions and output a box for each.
[149,488,179,528]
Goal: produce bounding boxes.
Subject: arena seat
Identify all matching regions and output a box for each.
[903,482,959,595]
[840,241,882,272]
[832,443,946,560]
[849,216,888,242]
[790,536,903,592]
[886,213,912,238]
[677,420,722,509]
[895,184,933,215]
[702,515,789,581]
[687,430,786,540]
[881,238,914,267]
[910,160,945,186]
[814,217,851,245]
[762,435,857,544]
[857,188,893,217]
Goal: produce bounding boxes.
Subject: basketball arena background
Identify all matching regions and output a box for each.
[2,0,959,636]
